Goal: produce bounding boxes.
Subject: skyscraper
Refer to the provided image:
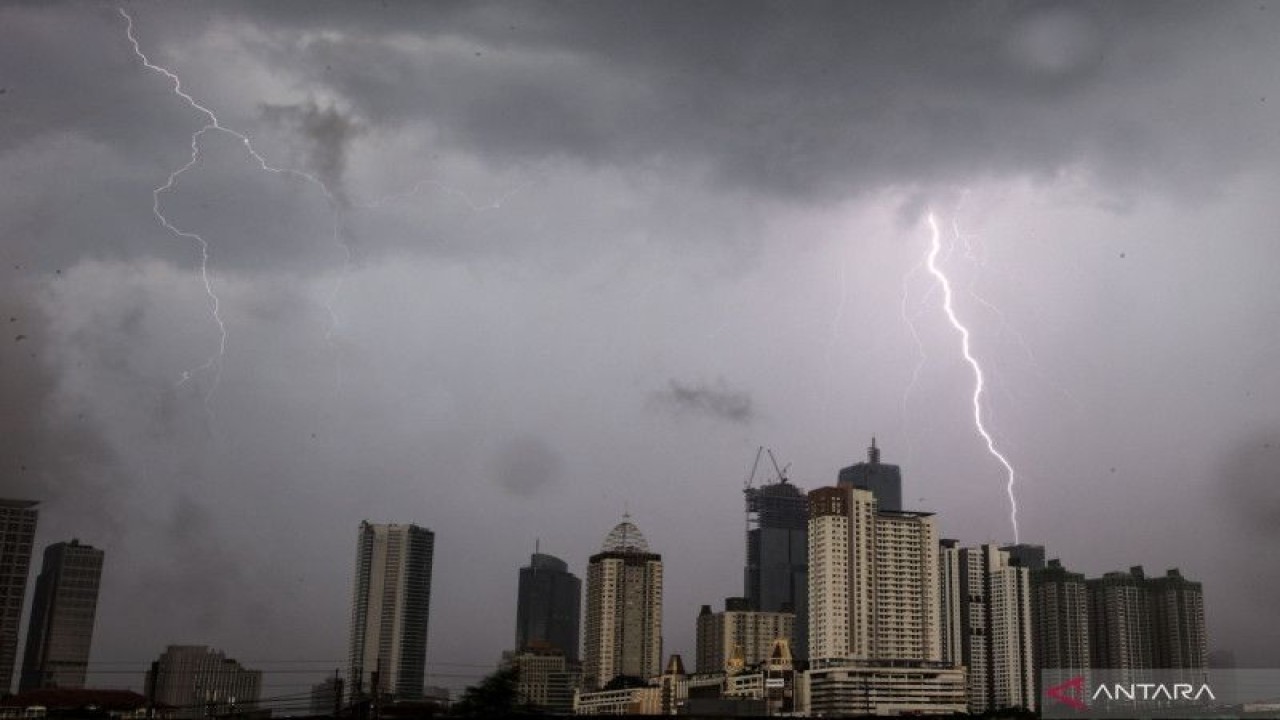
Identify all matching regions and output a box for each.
[803,480,963,717]
[807,484,940,665]
[347,522,435,701]
[939,543,1035,713]
[1146,568,1206,669]
[1031,559,1091,674]
[582,516,662,690]
[744,479,808,660]
[837,438,903,512]
[145,645,261,720]
[19,540,105,692]
[0,499,38,695]
[1087,567,1152,670]
[515,551,581,661]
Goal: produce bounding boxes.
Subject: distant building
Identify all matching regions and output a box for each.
[0,499,38,694]
[309,676,342,716]
[939,542,1035,713]
[744,476,808,659]
[515,551,581,661]
[145,645,261,720]
[347,521,435,701]
[1031,559,1091,674]
[1147,568,1207,669]
[19,540,105,692]
[507,647,579,714]
[582,516,662,690]
[695,598,794,674]
[1001,543,1046,571]
[1088,567,1153,670]
[837,438,902,512]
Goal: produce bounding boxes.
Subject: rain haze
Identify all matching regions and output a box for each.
[3,0,1280,698]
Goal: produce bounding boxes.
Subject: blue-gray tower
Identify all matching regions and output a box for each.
[516,550,581,661]
[837,438,903,512]
[745,479,808,660]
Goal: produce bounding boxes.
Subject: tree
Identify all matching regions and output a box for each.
[450,665,542,717]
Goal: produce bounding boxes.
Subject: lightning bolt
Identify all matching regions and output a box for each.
[120,8,348,406]
[923,212,1020,542]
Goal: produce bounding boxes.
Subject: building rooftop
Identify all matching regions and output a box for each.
[601,515,650,553]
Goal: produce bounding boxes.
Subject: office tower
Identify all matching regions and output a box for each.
[1087,566,1152,670]
[145,645,261,720]
[807,484,940,665]
[582,516,662,689]
[939,543,1035,713]
[19,540,105,691]
[695,597,795,674]
[744,478,808,660]
[347,521,435,701]
[1031,559,1091,672]
[1001,543,1046,571]
[0,499,38,694]
[515,551,581,661]
[1145,568,1207,669]
[837,438,902,512]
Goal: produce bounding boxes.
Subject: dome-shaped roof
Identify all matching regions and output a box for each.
[601,516,650,553]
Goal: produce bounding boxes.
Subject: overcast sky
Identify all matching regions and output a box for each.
[4,0,1280,696]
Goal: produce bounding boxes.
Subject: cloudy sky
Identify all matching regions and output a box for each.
[4,0,1280,696]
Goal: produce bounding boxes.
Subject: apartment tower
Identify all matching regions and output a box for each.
[347,521,435,701]
[939,542,1036,713]
[582,516,662,689]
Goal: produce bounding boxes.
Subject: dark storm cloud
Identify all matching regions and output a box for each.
[0,280,120,521]
[260,101,364,207]
[653,378,753,425]
[491,435,564,496]
[238,1,1273,199]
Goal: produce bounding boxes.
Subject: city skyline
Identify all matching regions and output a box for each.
[3,0,1279,702]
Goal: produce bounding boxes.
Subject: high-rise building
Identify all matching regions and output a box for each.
[582,516,662,690]
[939,542,1035,713]
[19,540,105,692]
[1001,543,1046,571]
[837,438,902,512]
[0,499,38,695]
[145,645,261,720]
[807,484,940,665]
[1146,568,1206,670]
[347,521,435,701]
[1031,559,1091,673]
[515,551,581,661]
[1087,567,1152,670]
[695,597,794,674]
[744,478,808,660]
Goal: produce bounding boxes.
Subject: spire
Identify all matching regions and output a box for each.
[868,436,880,465]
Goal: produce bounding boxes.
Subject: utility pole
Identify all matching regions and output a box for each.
[333,669,344,718]
[370,658,382,720]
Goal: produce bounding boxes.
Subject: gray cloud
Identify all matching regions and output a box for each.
[653,378,754,425]
[491,435,564,496]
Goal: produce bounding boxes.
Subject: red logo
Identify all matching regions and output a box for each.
[1047,675,1088,711]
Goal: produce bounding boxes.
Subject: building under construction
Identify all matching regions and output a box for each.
[743,450,809,661]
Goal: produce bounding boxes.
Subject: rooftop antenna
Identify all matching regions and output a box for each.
[868,436,881,465]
